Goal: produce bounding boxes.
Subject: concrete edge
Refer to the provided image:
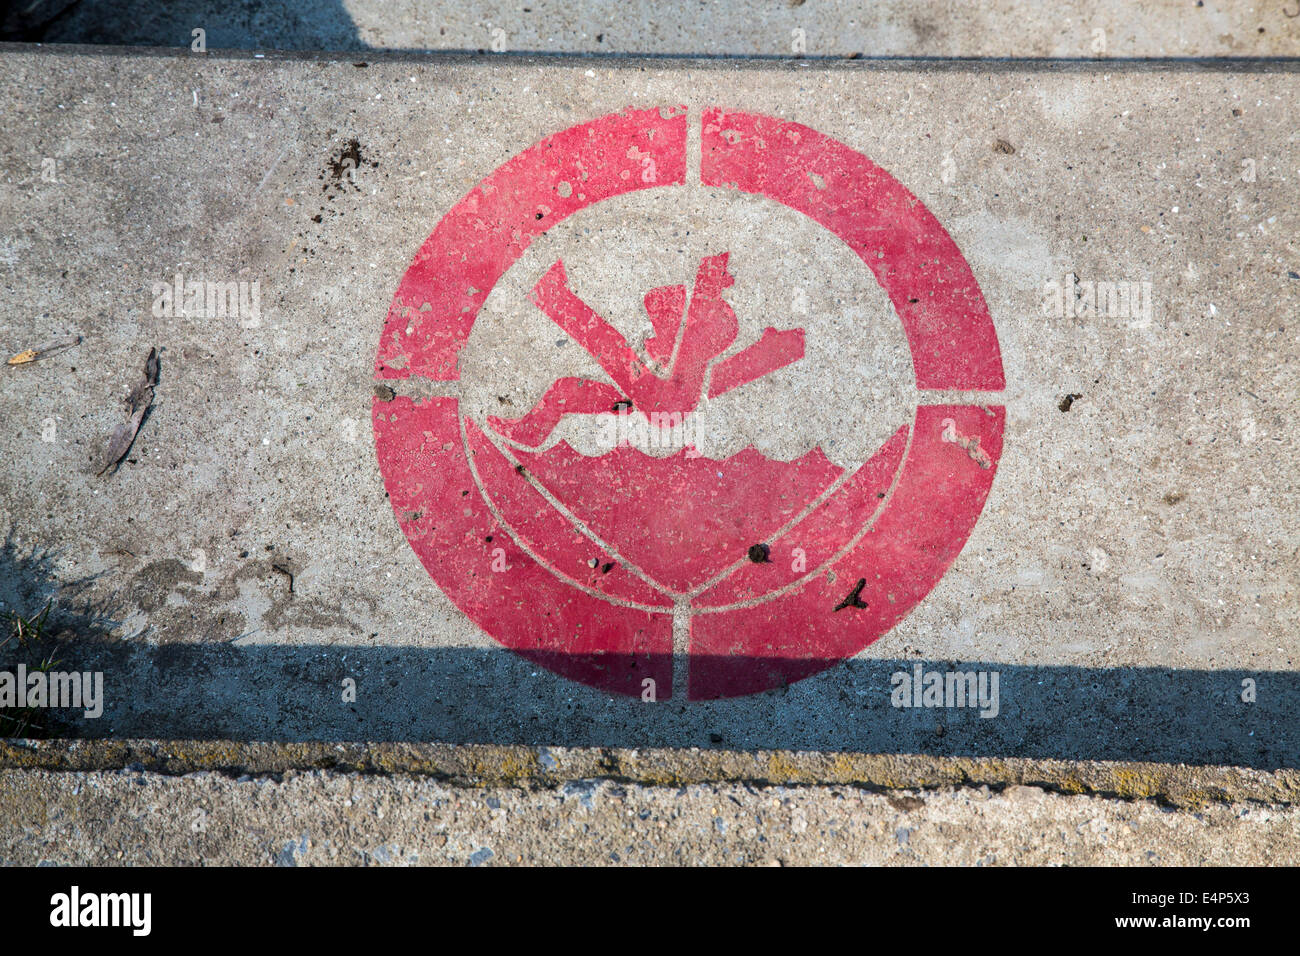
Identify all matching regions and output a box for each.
[2,42,1300,70]
[2,739,1297,809]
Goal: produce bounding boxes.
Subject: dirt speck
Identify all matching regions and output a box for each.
[887,795,925,812]
[327,138,366,181]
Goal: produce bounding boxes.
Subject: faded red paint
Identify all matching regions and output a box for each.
[373,107,1006,700]
[700,108,1005,392]
[375,106,689,380]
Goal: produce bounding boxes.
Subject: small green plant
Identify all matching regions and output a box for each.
[0,602,62,738]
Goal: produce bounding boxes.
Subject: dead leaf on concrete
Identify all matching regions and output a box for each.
[6,334,81,365]
[97,347,159,476]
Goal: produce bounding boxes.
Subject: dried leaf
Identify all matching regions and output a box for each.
[98,423,136,475]
[6,336,80,366]
[97,347,158,477]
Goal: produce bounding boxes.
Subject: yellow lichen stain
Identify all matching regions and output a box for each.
[828,753,860,781]
[463,747,540,783]
[1111,767,1161,800]
[3,742,1299,814]
[1056,774,1087,795]
[764,752,807,784]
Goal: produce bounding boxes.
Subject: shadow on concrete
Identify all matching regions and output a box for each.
[0,534,118,642]
[0,534,120,736]
[33,639,1293,769]
[0,538,1284,765]
[0,391,1284,765]
[6,2,1298,68]
[5,0,365,50]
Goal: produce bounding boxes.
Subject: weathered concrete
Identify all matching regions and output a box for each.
[0,49,1296,764]
[4,739,1299,808]
[5,766,1300,866]
[28,0,1300,58]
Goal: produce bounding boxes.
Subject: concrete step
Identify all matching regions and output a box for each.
[5,762,1298,866]
[18,0,1300,57]
[0,48,1295,772]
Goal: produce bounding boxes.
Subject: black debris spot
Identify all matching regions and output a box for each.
[514,463,526,475]
[485,535,493,543]
[886,795,925,812]
[833,577,869,612]
[353,61,368,67]
[601,562,614,574]
[876,492,886,499]
[327,138,364,180]
[611,398,633,412]
[535,211,545,220]
[271,562,295,594]
[373,383,396,402]
[1287,271,1300,280]
[496,395,513,406]
[747,543,771,563]
[322,138,378,198]
[709,733,724,744]
[993,139,1016,155]
[1058,393,1082,412]
[311,213,322,223]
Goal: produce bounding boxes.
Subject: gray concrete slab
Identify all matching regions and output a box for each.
[0,49,1296,765]
[5,766,1300,866]
[27,0,1300,58]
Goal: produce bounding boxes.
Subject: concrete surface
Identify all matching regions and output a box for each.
[5,766,1300,865]
[4,739,1299,807]
[0,49,1296,767]
[3,2,1300,869]
[21,0,1300,57]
